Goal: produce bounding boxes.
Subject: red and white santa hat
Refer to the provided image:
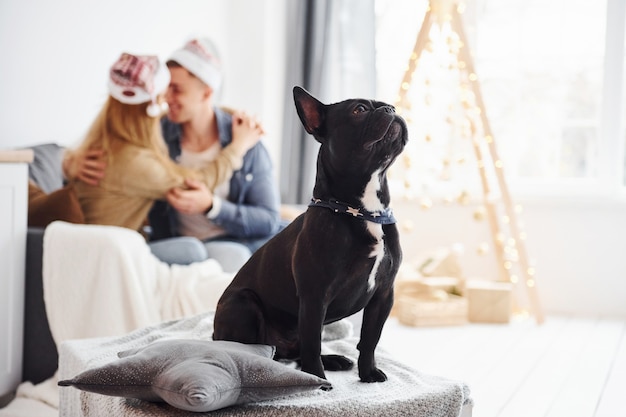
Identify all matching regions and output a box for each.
[169,38,222,92]
[108,53,170,117]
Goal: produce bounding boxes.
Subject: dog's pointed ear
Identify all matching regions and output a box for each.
[293,86,326,141]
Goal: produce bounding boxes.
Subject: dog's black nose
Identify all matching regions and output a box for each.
[381,105,395,114]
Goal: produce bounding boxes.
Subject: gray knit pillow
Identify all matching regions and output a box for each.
[59,339,330,412]
[27,143,65,193]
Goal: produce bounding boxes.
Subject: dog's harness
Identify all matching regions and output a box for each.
[308,198,397,225]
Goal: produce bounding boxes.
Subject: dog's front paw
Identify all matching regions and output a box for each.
[359,367,388,383]
[321,354,354,371]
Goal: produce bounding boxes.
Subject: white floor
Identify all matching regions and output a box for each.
[378,315,626,417]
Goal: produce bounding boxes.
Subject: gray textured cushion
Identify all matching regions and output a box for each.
[27,143,65,193]
[58,339,331,412]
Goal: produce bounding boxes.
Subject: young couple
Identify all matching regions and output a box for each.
[66,38,282,272]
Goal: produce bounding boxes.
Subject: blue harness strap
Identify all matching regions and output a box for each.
[308,198,397,225]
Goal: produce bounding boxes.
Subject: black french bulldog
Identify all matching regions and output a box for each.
[213,86,408,385]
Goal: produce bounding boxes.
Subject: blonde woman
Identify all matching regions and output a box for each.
[71,52,261,233]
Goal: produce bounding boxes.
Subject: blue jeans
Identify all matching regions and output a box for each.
[148,237,251,273]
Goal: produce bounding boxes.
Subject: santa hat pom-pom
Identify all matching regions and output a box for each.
[146,101,162,118]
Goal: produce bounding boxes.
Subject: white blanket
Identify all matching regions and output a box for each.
[0,221,234,417]
[43,221,233,344]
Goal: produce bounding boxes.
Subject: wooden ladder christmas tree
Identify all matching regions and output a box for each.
[394,0,544,324]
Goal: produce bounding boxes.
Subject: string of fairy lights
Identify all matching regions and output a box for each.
[389,0,544,323]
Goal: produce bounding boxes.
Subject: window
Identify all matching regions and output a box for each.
[375,0,626,198]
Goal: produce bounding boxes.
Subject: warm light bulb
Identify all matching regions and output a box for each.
[503,261,512,270]
[526,279,535,288]
[420,199,433,210]
[403,153,414,168]
[477,242,489,255]
[473,206,486,221]
[495,160,504,168]
[457,190,470,205]
[527,267,536,276]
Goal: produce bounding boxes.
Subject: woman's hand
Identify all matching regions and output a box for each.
[230,111,264,155]
[63,148,107,186]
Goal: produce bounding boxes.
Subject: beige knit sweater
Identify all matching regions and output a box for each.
[73,144,243,232]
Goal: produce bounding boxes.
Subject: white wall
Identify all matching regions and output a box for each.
[221,0,287,171]
[0,0,286,169]
[521,197,626,317]
[394,195,626,318]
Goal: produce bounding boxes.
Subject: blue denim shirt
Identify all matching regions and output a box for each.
[148,108,281,242]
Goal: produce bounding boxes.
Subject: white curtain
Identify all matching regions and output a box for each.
[280,0,376,204]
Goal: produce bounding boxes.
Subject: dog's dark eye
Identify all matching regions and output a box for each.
[353,104,367,114]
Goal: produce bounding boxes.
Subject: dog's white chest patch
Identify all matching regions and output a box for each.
[366,223,384,291]
[362,170,385,291]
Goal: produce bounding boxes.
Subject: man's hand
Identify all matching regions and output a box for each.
[167,178,214,215]
[63,149,106,186]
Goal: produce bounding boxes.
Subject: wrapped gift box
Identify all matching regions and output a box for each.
[466,280,512,323]
[414,276,464,295]
[392,276,465,319]
[394,293,468,327]
[395,276,464,296]
[414,246,464,278]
